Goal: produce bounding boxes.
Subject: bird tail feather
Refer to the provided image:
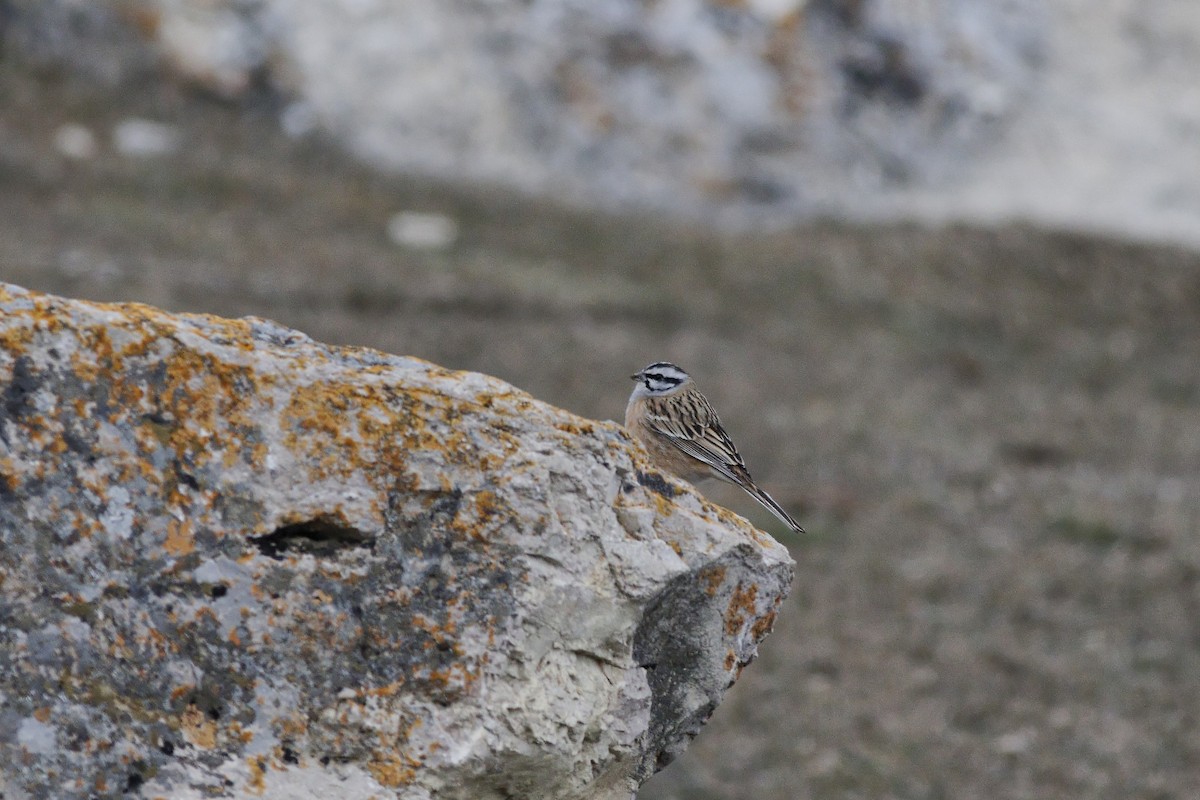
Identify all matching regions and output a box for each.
[746,484,804,534]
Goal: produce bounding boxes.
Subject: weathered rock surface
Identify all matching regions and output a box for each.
[7,0,1200,246]
[0,283,793,799]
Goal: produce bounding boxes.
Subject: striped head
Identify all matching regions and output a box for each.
[629,362,693,400]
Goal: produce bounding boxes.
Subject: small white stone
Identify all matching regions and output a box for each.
[54,123,98,160]
[994,728,1035,755]
[113,118,181,158]
[386,211,459,250]
[281,102,318,138]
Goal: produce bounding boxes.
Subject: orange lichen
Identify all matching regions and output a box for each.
[441,489,516,543]
[192,606,219,625]
[107,633,133,660]
[0,457,17,493]
[276,715,308,740]
[360,681,407,698]
[409,613,457,643]
[180,704,217,749]
[169,684,196,703]
[367,752,420,788]
[230,722,255,744]
[750,608,778,642]
[699,565,726,597]
[138,626,175,659]
[553,420,595,437]
[245,756,266,795]
[421,660,480,694]
[725,582,759,637]
[163,518,195,556]
[472,490,504,525]
[283,380,367,473]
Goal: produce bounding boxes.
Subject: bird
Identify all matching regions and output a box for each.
[625,361,804,534]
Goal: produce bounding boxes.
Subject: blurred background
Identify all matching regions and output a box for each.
[3,1,1200,797]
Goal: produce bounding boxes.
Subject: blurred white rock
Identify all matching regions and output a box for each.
[994,728,1036,756]
[16,0,1200,247]
[112,118,180,158]
[386,211,459,250]
[154,0,277,96]
[53,123,98,160]
[280,101,318,138]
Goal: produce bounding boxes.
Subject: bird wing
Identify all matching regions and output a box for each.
[644,391,748,485]
[643,388,804,533]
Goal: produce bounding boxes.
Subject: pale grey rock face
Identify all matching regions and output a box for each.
[257,0,1044,219]
[8,0,1200,244]
[0,282,793,800]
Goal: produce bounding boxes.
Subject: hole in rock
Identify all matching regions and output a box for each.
[124,771,144,793]
[250,516,374,560]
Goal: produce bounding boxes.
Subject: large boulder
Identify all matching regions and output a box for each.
[0,283,793,799]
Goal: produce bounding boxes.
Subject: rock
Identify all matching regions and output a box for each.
[386,211,461,251]
[53,123,99,160]
[148,0,278,97]
[0,282,793,800]
[112,117,181,158]
[10,1,1200,245]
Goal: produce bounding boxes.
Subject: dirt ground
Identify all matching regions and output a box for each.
[3,65,1200,799]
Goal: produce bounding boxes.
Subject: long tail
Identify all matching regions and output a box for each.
[743,482,804,534]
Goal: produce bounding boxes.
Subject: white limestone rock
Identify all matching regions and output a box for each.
[0,282,793,800]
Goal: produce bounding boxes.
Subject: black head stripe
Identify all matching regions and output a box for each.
[636,362,689,393]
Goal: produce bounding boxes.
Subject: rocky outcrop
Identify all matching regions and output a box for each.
[0,283,793,799]
[8,0,1200,246]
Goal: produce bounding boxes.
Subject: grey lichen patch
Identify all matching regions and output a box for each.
[0,282,792,800]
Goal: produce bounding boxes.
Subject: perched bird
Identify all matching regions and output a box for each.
[625,361,804,533]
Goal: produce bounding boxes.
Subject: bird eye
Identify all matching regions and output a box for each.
[646,373,663,382]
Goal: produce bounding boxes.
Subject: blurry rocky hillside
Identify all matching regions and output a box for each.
[6,0,1200,246]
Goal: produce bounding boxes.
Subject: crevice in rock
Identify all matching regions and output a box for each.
[250,516,374,560]
[124,769,145,794]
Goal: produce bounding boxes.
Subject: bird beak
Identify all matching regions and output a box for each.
[630,373,640,381]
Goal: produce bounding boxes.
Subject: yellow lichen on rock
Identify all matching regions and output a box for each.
[0,282,793,800]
